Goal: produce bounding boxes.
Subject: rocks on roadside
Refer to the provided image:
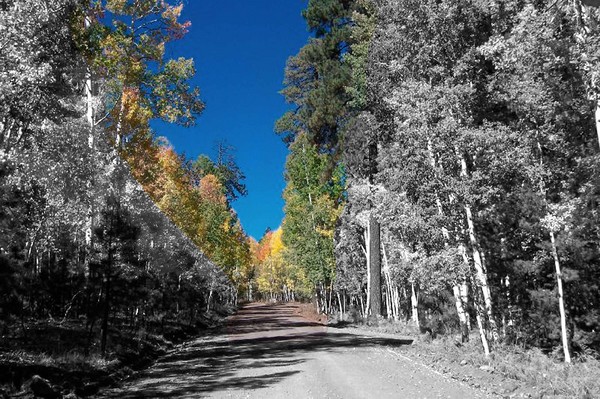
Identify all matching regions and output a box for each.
[75,381,100,397]
[26,375,60,399]
[502,381,519,394]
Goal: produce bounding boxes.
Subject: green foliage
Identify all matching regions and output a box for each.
[276,0,356,150]
[75,0,204,144]
[282,134,342,292]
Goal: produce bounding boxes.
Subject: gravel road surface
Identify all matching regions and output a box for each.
[98,302,491,398]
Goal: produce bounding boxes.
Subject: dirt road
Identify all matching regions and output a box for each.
[99,303,491,398]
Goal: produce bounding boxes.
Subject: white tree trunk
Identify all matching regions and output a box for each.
[595,98,600,150]
[534,137,572,363]
[411,282,419,328]
[206,289,213,312]
[475,308,490,357]
[453,285,469,336]
[359,294,365,318]
[84,13,95,277]
[459,150,499,342]
[459,281,470,330]
[115,94,126,149]
[549,231,572,363]
[429,139,471,333]
[382,242,399,320]
[364,227,371,315]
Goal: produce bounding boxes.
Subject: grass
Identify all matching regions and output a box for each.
[491,347,600,398]
[408,334,600,398]
[1,349,117,370]
[338,316,600,398]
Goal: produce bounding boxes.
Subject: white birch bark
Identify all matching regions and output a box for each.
[458,149,499,342]
[459,280,470,330]
[411,282,420,328]
[550,231,572,363]
[535,140,572,363]
[475,307,490,357]
[83,13,96,276]
[595,96,600,150]
[453,286,468,330]
[382,242,399,320]
[115,94,126,148]
[428,139,470,334]
[364,227,371,315]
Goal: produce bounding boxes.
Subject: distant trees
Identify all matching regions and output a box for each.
[252,227,310,303]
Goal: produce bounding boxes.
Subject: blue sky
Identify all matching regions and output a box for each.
[152,1,309,240]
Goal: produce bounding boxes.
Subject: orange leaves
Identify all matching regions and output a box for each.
[124,134,251,287]
[255,230,273,262]
[161,2,191,40]
[199,174,226,206]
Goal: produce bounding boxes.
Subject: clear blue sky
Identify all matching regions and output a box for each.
[151,1,310,240]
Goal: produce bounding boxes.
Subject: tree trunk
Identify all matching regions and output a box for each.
[315,285,321,314]
[458,150,498,342]
[475,305,490,357]
[206,289,213,312]
[549,231,572,363]
[429,138,470,333]
[115,93,126,148]
[100,268,111,357]
[359,294,365,318]
[503,275,514,336]
[84,13,95,279]
[534,138,572,363]
[363,228,371,314]
[453,285,469,342]
[471,274,490,357]
[410,282,419,328]
[368,213,382,317]
[595,97,600,150]
[382,242,394,319]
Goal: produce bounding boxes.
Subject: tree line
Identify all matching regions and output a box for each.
[264,0,600,362]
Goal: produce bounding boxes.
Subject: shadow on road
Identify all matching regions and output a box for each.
[99,303,413,398]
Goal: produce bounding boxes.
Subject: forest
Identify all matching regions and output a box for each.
[253,0,600,367]
[2,0,600,397]
[0,0,259,388]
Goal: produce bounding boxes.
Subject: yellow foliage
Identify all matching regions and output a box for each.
[270,228,285,256]
[199,174,226,206]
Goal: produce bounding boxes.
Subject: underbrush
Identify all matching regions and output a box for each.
[0,310,231,397]
[1,350,116,370]
[410,332,600,398]
[491,346,600,398]
[337,315,600,398]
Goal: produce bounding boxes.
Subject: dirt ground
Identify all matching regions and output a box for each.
[96,302,493,398]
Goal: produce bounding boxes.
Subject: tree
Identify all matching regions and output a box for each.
[93,194,140,356]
